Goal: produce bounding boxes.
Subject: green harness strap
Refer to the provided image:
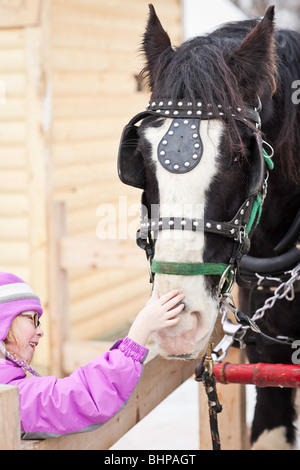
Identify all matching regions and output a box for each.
[246,193,263,235]
[246,150,273,235]
[151,260,228,276]
[264,149,274,170]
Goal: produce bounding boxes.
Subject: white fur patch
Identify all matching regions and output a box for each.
[251,427,294,450]
[144,119,224,357]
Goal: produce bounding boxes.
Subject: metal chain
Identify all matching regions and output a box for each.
[252,263,300,322]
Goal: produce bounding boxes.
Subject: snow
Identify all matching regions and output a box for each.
[183,0,247,39]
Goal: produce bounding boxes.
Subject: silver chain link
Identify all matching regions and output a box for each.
[252,263,300,322]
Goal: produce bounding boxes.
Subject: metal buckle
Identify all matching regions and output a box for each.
[212,301,246,362]
[218,265,236,300]
[262,140,274,159]
[204,342,214,377]
[212,320,246,362]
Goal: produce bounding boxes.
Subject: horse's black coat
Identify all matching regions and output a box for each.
[139,5,300,448]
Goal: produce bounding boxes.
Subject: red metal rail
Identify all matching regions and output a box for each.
[213,362,300,388]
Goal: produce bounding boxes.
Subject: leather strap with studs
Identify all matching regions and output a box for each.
[140,198,253,241]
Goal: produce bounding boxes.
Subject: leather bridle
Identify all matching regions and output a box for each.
[124,98,271,292]
[118,98,300,351]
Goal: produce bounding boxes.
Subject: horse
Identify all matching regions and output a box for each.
[118,5,300,449]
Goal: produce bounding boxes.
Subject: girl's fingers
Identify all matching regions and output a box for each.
[166,317,181,327]
[159,290,180,305]
[163,294,185,311]
[165,302,185,318]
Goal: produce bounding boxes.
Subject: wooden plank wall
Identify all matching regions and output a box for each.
[49,0,182,343]
[0,27,30,281]
[0,0,49,371]
[0,0,182,372]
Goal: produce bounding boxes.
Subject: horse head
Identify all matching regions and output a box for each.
[118,5,277,359]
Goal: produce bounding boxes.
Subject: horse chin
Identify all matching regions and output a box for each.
[152,309,217,360]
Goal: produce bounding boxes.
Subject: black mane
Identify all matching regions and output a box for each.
[269,28,300,182]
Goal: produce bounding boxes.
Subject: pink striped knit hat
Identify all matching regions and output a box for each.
[0,272,43,342]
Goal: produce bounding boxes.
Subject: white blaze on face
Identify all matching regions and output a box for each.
[144,118,224,358]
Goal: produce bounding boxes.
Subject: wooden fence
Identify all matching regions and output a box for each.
[0,354,198,450]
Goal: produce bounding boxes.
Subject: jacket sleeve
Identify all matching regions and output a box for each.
[14,337,148,439]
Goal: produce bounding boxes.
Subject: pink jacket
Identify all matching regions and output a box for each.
[0,337,148,439]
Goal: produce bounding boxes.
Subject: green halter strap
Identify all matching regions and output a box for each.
[151,260,228,276]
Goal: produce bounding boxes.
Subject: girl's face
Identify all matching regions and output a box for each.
[5,311,44,364]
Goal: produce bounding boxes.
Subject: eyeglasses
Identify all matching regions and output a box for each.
[20,312,41,328]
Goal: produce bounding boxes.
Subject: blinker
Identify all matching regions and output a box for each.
[158,118,203,174]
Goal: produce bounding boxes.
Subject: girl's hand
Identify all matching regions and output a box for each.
[127,290,184,346]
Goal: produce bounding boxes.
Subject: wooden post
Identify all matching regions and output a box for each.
[199,348,248,450]
[48,201,70,377]
[0,385,20,450]
[26,11,50,376]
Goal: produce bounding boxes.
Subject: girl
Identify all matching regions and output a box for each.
[0,272,184,439]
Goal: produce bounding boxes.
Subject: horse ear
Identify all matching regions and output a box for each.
[142,4,175,90]
[228,6,277,103]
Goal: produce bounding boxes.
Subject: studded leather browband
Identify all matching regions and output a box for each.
[146,98,261,127]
